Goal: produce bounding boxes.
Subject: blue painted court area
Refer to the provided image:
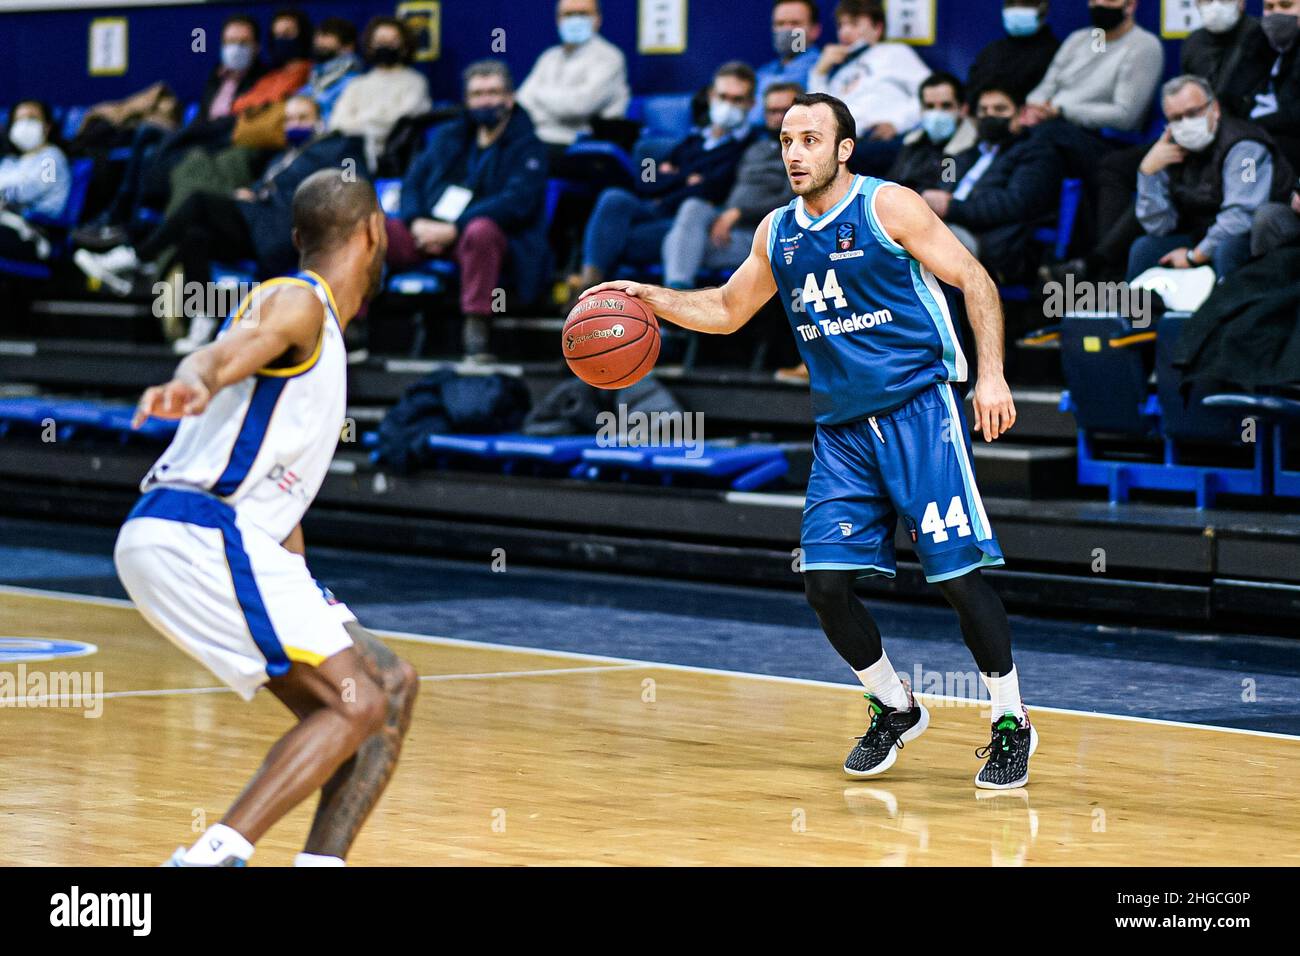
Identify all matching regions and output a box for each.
[2,517,1297,736]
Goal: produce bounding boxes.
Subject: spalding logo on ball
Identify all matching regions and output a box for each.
[562,291,660,390]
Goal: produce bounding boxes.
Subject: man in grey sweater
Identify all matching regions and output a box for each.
[661,83,800,288]
[1023,0,1164,133]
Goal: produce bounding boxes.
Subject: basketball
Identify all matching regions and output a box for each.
[562,291,660,390]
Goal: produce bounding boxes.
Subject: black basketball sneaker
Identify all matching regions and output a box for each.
[843,684,930,777]
[974,710,1039,789]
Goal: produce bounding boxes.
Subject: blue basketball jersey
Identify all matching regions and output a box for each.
[767,175,967,424]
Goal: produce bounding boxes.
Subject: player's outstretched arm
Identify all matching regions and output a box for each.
[579,211,780,335]
[874,184,1016,442]
[132,285,324,428]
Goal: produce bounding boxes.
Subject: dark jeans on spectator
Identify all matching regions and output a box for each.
[136,190,255,286]
[1089,142,1149,277]
[0,222,43,261]
[98,123,168,229]
[1126,231,1252,281]
[385,215,509,316]
[582,188,673,275]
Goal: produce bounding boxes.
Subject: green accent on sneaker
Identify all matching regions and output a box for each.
[864,694,883,716]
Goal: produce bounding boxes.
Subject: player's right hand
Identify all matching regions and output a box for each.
[578,280,651,301]
[133,379,211,428]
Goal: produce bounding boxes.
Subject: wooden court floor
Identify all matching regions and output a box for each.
[1,588,1298,866]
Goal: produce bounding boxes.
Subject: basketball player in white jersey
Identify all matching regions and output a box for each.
[115,170,419,867]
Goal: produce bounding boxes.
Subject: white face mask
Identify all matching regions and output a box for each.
[9,117,45,153]
[709,99,746,131]
[1170,114,1216,152]
[1198,1,1241,35]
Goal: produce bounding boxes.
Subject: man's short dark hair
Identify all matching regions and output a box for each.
[316,16,357,48]
[272,7,312,39]
[715,60,758,97]
[774,0,820,24]
[973,83,1024,110]
[921,71,965,106]
[362,15,412,61]
[765,81,804,100]
[835,0,886,26]
[222,13,260,43]
[790,92,857,149]
[292,169,379,260]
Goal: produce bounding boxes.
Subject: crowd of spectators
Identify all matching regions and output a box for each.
[1,0,1299,362]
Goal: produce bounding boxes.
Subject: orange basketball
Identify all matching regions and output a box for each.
[562,290,660,390]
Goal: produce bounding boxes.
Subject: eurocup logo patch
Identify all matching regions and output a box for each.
[837,222,856,251]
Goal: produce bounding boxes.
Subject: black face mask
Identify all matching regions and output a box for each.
[369,45,403,67]
[1089,5,1126,31]
[313,46,340,64]
[269,35,306,67]
[978,115,1014,144]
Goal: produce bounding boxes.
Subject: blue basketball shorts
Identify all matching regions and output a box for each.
[801,382,1004,583]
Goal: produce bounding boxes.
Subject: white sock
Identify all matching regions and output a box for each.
[182,823,254,866]
[853,652,910,710]
[294,852,345,867]
[980,665,1024,721]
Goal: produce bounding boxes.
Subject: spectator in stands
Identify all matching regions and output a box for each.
[966,2,1061,107]
[0,101,70,264]
[298,17,362,124]
[1251,176,1300,255]
[1220,0,1300,170]
[1022,0,1164,133]
[391,61,548,362]
[73,95,365,341]
[568,62,759,303]
[1129,75,1296,280]
[517,0,630,156]
[921,84,1061,282]
[227,8,314,117]
[202,14,267,123]
[805,0,930,175]
[661,82,799,289]
[1045,0,1267,284]
[748,1,823,127]
[329,16,432,172]
[887,72,978,192]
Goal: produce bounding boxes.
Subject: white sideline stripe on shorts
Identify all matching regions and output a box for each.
[4,584,1299,743]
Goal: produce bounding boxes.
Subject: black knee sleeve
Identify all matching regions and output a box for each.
[804,569,883,671]
[935,571,1013,676]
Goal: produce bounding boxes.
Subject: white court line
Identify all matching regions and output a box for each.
[4,583,1299,743]
[4,663,648,706]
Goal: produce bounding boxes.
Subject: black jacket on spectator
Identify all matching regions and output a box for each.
[639,128,759,215]
[1166,115,1295,237]
[944,130,1061,280]
[966,25,1060,106]
[400,107,550,307]
[889,136,949,192]
[1221,38,1300,168]
[200,62,268,122]
[237,132,367,274]
[1181,16,1266,102]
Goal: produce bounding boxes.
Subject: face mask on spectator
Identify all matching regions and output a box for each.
[313,45,340,63]
[977,115,1014,144]
[468,105,508,129]
[9,118,45,153]
[269,35,305,68]
[369,45,403,67]
[1198,1,1242,34]
[1088,4,1126,31]
[774,29,802,57]
[284,125,316,148]
[1262,12,1299,52]
[921,109,958,143]
[709,99,747,131]
[1170,114,1216,151]
[222,42,255,73]
[1002,7,1042,36]
[559,15,595,45]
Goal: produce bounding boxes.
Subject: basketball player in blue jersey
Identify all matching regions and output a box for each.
[582,93,1037,789]
[115,170,420,865]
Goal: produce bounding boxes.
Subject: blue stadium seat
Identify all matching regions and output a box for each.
[578,442,787,490]
[999,177,1083,302]
[1203,393,1300,498]
[630,94,695,140]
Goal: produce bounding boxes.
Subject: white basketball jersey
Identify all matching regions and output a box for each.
[141,270,347,544]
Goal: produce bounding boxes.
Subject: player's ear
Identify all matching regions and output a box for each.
[291,226,302,254]
[838,137,855,165]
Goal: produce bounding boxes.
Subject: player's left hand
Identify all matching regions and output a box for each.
[972,376,1016,442]
[577,280,652,301]
[133,379,211,428]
